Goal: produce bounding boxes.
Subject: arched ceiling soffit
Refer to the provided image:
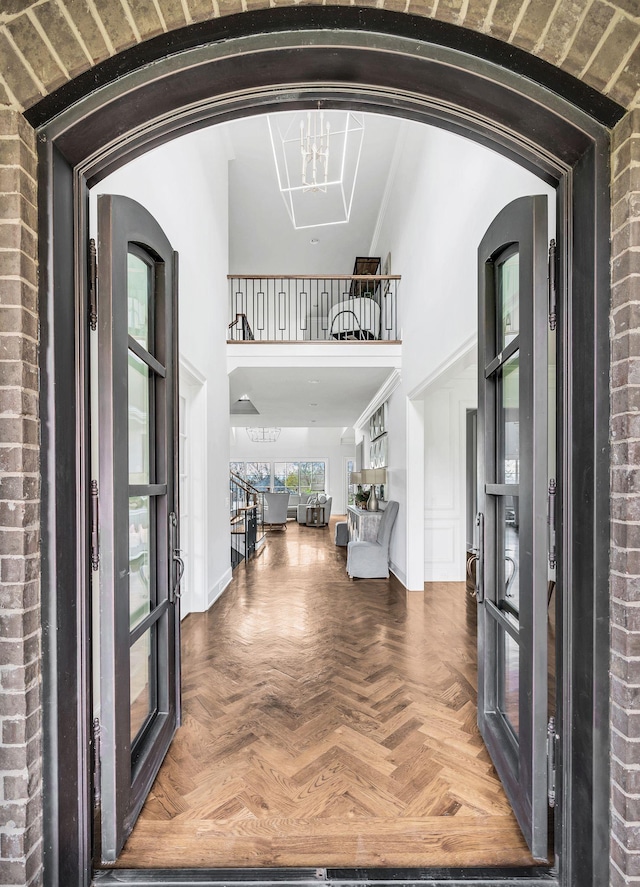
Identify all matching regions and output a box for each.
[0,0,637,117]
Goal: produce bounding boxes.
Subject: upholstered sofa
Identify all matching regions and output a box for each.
[281,493,330,520]
[286,493,304,519]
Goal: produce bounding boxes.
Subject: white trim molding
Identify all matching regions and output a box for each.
[355,368,402,431]
[179,353,207,385]
[407,335,476,400]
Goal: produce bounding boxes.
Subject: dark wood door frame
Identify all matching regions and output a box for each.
[33,9,621,887]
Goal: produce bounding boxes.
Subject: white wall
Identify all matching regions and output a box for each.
[370,122,555,585]
[422,353,476,581]
[375,123,555,395]
[91,127,233,613]
[230,427,353,514]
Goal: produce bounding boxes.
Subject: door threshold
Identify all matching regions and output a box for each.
[92,866,557,886]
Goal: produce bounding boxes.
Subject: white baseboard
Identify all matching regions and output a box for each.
[207,566,233,609]
[390,561,407,587]
[424,564,464,582]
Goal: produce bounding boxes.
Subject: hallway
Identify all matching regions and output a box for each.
[113,517,536,868]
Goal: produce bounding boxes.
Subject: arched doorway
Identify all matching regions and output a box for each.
[35,11,618,887]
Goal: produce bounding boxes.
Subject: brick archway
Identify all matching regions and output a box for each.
[0,1,639,109]
[1,4,639,887]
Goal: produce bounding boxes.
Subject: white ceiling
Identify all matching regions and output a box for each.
[225,111,407,428]
[229,365,393,428]
[227,112,402,274]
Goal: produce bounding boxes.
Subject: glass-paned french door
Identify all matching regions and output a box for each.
[476,195,551,861]
[96,195,180,861]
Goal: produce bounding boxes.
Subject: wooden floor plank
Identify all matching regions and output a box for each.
[112,518,537,869]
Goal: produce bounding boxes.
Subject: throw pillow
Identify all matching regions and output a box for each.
[317,494,327,504]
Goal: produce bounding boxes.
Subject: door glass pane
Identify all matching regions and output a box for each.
[128,252,151,349]
[498,353,519,484]
[128,352,150,485]
[499,628,520,738]
[130,629,154,743]
[498,251,519,350]
[129,496,151,629]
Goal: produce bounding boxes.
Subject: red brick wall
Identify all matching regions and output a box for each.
[0,107,40,887]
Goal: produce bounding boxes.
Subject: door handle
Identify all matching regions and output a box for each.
[474,512,484,603]
[168,511,183,603]
[504,555,516,597]
[172,549,185,600]
[548,478,557,570]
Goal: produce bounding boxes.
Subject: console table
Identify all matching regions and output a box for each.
[347,505,383,542]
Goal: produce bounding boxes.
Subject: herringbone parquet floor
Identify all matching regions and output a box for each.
[114,517,537,868]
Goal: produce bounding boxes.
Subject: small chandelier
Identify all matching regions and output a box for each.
[267,110,365,229]
[300,111,330,192]
[246,427,281,443]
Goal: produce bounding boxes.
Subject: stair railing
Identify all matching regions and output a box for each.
[230,471,265,566]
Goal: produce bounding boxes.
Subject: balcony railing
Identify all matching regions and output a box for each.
[228,275,400,343]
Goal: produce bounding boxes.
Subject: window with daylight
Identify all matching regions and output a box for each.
[274,461,326,495]
[230,461,328,493]
[245,462,271,491]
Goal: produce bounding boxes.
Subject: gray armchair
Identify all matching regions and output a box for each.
[346,500,399,578]
[263,492,290,529]
[295,495,314,524]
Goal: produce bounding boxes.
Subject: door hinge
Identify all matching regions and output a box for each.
[91,480,100,571]
[93,717,101,808]
[548,478,557,571]
[548,238,557,331]
[88,238,97,331]
[547,716,558,808]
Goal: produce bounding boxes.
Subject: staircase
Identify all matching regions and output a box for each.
[230,471,265,568]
